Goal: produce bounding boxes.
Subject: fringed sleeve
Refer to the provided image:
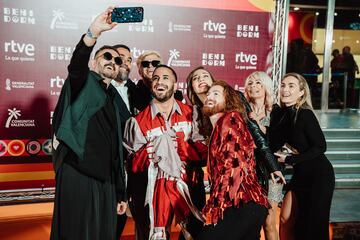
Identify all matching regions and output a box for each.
[203,111,269,225]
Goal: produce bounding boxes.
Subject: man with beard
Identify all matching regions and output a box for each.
[123,65,205,240]
[50,7,127,240]
[136,51,184,106]
[111,43,148,239]
[113,48,160,240]
[197,80,268,240]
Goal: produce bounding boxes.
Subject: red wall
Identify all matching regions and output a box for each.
[0,0,274,190]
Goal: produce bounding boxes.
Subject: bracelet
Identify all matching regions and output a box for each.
[86,28,98,40]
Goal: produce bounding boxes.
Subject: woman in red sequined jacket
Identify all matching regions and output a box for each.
[197,80,269,240]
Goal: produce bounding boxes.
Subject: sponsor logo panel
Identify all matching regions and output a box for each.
[26,140,41,156]
[42,139,52,155]
[50,76,64,96]
[175,82,188,96]
[7,139,25,156]
[5,108,36,128]
[0,140,7,156]
[236,24,260,38]
[49,45,74,61]
[129,19,154,32]
[5,78,35,91]
[167,49,190,68]
[235,52,258,70]
[3,7,35,24]
[4,40,35,62]
[168,22,191,32]
[50,9,78,30]
[0,139,51,157]
[202,53,225,66]
[130,47,147,59]
[203,20,226,39]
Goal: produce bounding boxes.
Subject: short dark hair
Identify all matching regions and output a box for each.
[153,64,177,82]
[112,44,130,52]
[94,45,119,58]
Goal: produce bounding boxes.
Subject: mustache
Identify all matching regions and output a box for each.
[155,84,168,89]
[104,63,115,69]
[204,100,215,105]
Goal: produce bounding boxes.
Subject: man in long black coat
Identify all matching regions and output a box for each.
[50,7,127,240]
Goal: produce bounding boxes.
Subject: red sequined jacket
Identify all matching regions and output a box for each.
[204,111,269,225]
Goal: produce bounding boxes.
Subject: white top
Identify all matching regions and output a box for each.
[111,80,130,112]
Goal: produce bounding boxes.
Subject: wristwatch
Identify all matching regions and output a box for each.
[86,28,98,40]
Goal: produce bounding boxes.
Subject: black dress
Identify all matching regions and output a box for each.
[269,106,335,240]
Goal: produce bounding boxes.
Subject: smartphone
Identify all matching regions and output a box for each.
[274,177,282,184]
[111,7,144,23]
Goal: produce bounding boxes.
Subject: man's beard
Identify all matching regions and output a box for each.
[99,63,117,79]
[116,68,129,82]
[202,102,225,117]
[152,85,175,102]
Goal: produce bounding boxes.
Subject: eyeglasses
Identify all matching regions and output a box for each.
[101,52,123,66]
[141,60,160,68]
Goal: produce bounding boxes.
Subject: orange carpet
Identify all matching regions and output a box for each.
[0,202,331,239]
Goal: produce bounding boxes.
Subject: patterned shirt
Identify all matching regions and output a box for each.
[204,111,269,225]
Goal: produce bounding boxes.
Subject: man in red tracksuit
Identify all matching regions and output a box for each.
[123,65,205,240]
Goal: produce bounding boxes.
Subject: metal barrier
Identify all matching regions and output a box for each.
[302,72,355,109]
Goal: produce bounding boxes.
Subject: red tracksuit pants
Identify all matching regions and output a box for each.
[152,178,191,238]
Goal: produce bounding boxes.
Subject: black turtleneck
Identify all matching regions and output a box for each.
[269,105,327,166]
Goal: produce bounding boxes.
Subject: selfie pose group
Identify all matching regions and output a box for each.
[50,7,335,240]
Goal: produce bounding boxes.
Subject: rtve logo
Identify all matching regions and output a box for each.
[4,40,35,56]
[203,20,226,34]
[130,47,147,59]
[50,76,64,88]
[235,52,257,65]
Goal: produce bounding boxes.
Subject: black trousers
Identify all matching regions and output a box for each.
[116,214,127,239]
[179,167,206,239]
[196,202,267,240]
[290,159,335,240]
[128,171,150,240]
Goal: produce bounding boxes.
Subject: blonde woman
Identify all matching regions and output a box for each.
[136,50,184,106]
[244,71,283,240]
[269,73,335,240]
[136,50,162,88]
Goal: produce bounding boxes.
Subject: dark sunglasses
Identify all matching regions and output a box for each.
[102,52,123,66]
[141,60,160,68]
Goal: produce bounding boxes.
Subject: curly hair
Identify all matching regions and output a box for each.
[211,80,248,120]
[201,80,248,138]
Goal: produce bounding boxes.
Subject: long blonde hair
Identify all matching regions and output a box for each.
[281,73,313,110]
[244,71,274,112]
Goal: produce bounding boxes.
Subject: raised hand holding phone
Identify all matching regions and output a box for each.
[92,7,118,34]
[84,7,118,46]
[111,7,144,23]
